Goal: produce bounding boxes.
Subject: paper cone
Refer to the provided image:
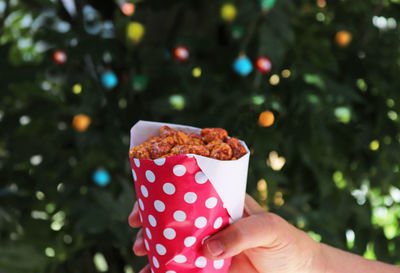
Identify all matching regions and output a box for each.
[129,120,250,272]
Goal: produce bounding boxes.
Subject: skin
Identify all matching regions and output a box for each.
[128,194,400,273]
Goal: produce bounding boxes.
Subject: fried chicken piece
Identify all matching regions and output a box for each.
[209,142,233,160]
[173,130,191,145]
[201,128,228,143]
[170,144,210,157]
[160,126,176,138]
[147,136,161,143]
[129,143,151,159]
[159,153,175,158]
[226,137,247,159]
[149,137,175,159]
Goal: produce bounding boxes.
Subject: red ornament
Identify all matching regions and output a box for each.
[255,56,272,74]
[173,46,189,62]
[53,50,67,65]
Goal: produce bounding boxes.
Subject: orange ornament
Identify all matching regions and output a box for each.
[258,110,275,127]
[335,30,352,48]
[72,114,91,132]
[121,3,135,16]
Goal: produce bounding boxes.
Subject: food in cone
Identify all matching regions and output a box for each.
[129,121,250,273]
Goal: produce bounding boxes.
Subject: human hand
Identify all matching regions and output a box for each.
[128,194,323,273]
[202,194,323,273]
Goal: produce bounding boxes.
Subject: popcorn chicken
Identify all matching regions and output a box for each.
[129,143,151,159]
[201,128,228,143]
[173,130,191,145]
[171,145,210,157]
[160,126,176,138]
[210,143,233,160]
[226,137,247,159]
[149,137,175,159]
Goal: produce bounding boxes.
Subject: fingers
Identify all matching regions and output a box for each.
[133,229,147,256]
[138,264,151,273]
[228,253,259,273]
[243,194,265,216]
[129,201,142,228]
[203,212,288,260]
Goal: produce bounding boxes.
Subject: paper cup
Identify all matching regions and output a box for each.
[129,121,250,272]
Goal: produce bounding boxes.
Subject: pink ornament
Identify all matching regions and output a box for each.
[255,56,272,74]
[53,50,67,65]
[173,46,189,62]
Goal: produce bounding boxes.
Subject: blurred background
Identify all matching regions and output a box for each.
[1,0,400,272]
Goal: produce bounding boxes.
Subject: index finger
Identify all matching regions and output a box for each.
[243,194,265,217]
[128,201,142,228]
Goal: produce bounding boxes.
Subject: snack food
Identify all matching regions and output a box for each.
[129,126,247,160]
[129,121,250,273]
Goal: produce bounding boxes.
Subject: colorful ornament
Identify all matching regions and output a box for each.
[121,2,135,16]
[173,45,189,62]
[335,30,352,48]
[93,168,110,187]
[260,0,276,10]
[233,55,253,76]
[169,94,185,110]
[101,71,118,89]
[127,22,145,43]
[258,110,275,127]
[192,67,202,78]
[53,50,67,65]
[255,56,272,74]
[132,75,148,91]
[221,3,237,22]
[72,84,82,94]
[72,114,91,132]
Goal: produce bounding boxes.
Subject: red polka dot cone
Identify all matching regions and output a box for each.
[129,121,250,273]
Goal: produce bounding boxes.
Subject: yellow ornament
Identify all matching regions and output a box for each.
[258,110,275,127]
[72,114,91,132]
[72,84,82,94]
[221,3,237,22]
[127,22,145,43]
[192,67,202,78]
[335,30,352,48]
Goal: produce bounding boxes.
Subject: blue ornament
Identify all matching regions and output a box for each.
[101,71,118,89]
[233,55,253,76]
[93,168,110,186]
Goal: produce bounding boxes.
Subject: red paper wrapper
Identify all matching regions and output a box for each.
[129,121,250,273]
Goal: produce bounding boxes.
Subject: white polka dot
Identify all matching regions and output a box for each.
[156,243,166,255]
[184,236,196,247]
[139,212,143,223]
[138,198,144,210]
[145,170,155,183]
[154,158,166,166]
[134,158,140,167]
[153,256,159,268]
[163,183,176,195]
[205,197,217,208]
[195,171,207,184]
[151,270,154,273]
[148,214,157,227]
[146,228,152,239]
[163,228,176,240]
[214,217,223,229]
[229,218,234,224]
[144,239,150,251]
[173,164,186,176]
[141,185,148,198]
[131,169,137,181]
[184,192,197,204]
[195,256,207,268]
[173,210,187,222]
[195,216,207,228]
[214,259,224,269]
[166,271,176,273]
[173,254,187,263]
[154,200,165,212]
[201,235,210,245]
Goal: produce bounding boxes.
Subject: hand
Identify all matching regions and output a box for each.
[202,194,322,273]
[128,194,322,273]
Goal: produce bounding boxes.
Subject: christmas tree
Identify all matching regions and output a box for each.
[1,0,400,272]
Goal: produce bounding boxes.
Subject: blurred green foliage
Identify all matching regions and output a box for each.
[1,0,400,272]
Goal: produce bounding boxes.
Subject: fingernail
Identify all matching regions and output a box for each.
[207,239,224,256]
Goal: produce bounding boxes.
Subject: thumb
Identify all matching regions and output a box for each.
[203,212,290,260]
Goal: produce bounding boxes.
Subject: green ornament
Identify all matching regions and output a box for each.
[132,75,148,91]
[169,94,185,111]
[334,107,351,123]
[260,0,276,10]
[232,24,244,39]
